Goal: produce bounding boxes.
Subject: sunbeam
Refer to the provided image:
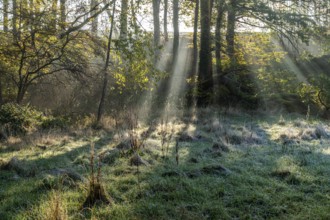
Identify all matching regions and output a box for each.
[271,37,308,83]
[137,40,173,124]
[163,36,192,120]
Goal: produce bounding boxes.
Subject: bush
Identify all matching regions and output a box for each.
[0,103,72,135]
[0,103,43,135]
[40,116,70,130]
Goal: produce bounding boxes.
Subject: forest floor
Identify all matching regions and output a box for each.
[0,108,329,219]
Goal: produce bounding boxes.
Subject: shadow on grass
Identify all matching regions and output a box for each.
[130,110,330,219]
[1,111,330,219]
[0,134,114,219]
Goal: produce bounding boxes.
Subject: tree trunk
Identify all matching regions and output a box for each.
[119,0,128,39]
[51,0,58,31]
[97,0,117,123]
[215,0,225,76]
[130,0,138,34]
[20,0,29,33]
[187,0,199,107]
[91,0,99,33]
[3,0,8,32]
[0,72,3,105]
[210,0,214,21]
[152,0,161,61]
[13,0,18,38]
[29,0,36,48]
[197,0,213,107]
[164,0,168,42]
[192,0,199,76]
[172,0,179,65]
[226,0,237,66]
[16,84,27,104]
[60,0,66,30]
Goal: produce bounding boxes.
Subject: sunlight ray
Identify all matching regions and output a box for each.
[271,37,308,83]
[137,40,173,124]
[162,36,192,121]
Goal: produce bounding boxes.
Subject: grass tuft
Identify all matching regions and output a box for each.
[0,110,329,219]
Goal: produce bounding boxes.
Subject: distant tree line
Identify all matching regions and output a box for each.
[0,0,329,116]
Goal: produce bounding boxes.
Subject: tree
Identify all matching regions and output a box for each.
[60,0,66,29]
[186,0,199,107]
[226,0,237,66]
[152,0,161,61]
[172,0,179,65]
[192,0,199,76]
[3,0,9,32]
[0,0,9,105]
[197,0,213,106]
[215,0,225,76]
[164,0,169,41]
[97,0,117,123]
[12,0,18,38]
[51,0,58,30]
[0,0,111,104]
[130,0,138,34]
[91,0,99,33]
[119,0,128,39]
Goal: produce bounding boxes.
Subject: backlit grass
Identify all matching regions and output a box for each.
[0,110,329,219]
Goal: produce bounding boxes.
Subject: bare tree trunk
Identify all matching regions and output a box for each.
[186,0,199,107]
[210,0,214,20]
[60,0,66,30]
[130,0,138,34]
[0,72,3,105]
[16,82,27,104]
[172,0,179,65]
[192,0,199,76]
[97,0,117,123]
[226,0,236,66]
[215,0,225,76]
[120,0,128,39]
[164,0,168,41]
[152,0,161,61]
[197,0,213,106]
[91,0,99,33]
[3,0,8,32]
[51,0,58,31]
[13,0,18,38]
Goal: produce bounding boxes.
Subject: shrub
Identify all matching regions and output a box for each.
[0,103,43,135]
[0,103,72,135]
[41,116,70,130]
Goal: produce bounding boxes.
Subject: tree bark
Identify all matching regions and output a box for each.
[0,0,8,104]
[186,0,199,107]
[192,0,199,76]
[13,0,18,38]
[172,0,179,65]
[197,0,213,107]
[215,0,225,76]
[130,0,138,34]
[164,0,168,41]
[97,0,117,123]
[120,0,128,39]
[51,0,58,31]
[210,0,214,20]
[91,0,99,33]
[226,0,237,66]
[3,0,8,32]
[152,0,161,61]
[60,0,66,30]
[0,72,3,105]
[16,83,27,104]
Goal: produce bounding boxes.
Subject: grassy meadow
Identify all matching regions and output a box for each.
[0,109,329,219]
